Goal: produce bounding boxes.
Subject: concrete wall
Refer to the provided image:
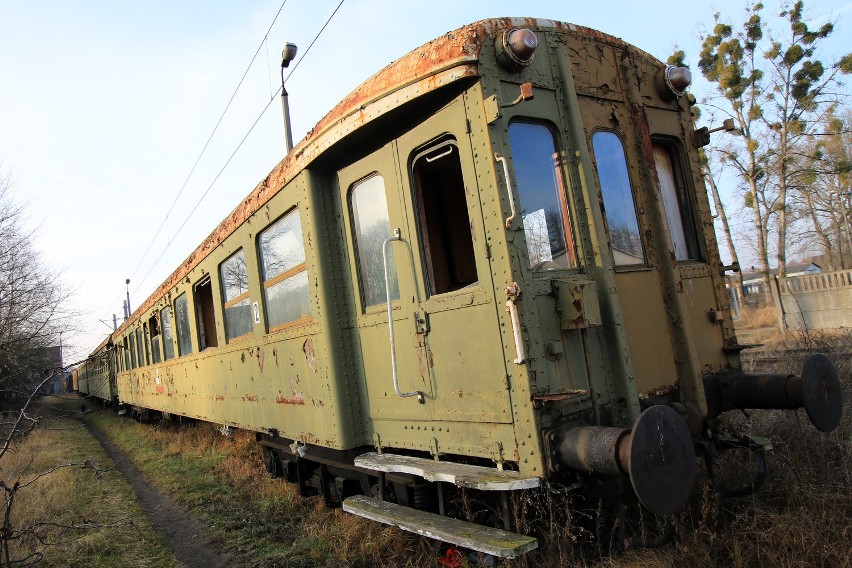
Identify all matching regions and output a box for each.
[780,269,852,330]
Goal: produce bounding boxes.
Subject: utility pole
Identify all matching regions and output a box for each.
[280,43,298,153]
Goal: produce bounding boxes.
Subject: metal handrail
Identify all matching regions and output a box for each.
[383,229,425,403]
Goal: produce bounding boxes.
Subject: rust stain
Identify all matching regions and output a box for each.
[276,394,305,405]
[213,394,225,401]
[257,348,265,372]
[244,395,258,402]
[155,385,165,394]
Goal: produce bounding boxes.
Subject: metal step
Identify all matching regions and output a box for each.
[354,452,540,491]
[342,495,538,558]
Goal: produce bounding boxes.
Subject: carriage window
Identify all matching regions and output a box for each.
[592,132,645,266]
[135,328,145,367]
[126,336,134,369]
[350,175,400,307]
[195,277,218,350]
[411,137,477,295]
[508,121,576,270]
[161,307,175,360]
[653,140,700,261]
[220,249,253,340]
[149,315,162,364]
[174,293,193,356]
[258,209,312,329]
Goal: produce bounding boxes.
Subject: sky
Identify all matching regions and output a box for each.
[1,0,850,361]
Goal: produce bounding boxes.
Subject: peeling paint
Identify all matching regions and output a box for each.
[303,338,317,372]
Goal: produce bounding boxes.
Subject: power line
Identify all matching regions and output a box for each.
[131,0,348,299]
[103,1,290,317]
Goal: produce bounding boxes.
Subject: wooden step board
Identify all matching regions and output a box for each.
[343,495,538,558]
[354,452,540,491]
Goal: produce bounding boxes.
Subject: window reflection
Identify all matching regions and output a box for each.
[508,122,576,271]
[221,249,253,340]
[161,307,175,360]
[592,132,645,266]
[259,209,312,329]
[174,293,193,356]
[350,175,400,307]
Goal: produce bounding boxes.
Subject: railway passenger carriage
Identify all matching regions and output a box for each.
[85,18,842,558]
[76,336,117,404]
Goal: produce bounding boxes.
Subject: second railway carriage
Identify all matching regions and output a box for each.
[95,18,841,557]
[76,335,118,404]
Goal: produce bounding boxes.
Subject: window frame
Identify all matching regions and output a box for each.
[507,119,577,272]
[220,248,254,342]
[651,136,702,262]
[408,135,479,296]
[591,129,647,269]
[257,208,313,332]
[174,293,193,356]
[160,306,175,361]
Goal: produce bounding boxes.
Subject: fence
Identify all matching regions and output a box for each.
[779,269,852,330]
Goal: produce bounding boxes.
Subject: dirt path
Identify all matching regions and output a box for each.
[82,417,236,568]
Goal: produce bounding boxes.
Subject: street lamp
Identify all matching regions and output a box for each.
[280,42,298,153]
[125,278,131,319]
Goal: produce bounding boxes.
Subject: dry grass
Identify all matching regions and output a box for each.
[735,306,779,330]
[2,396,178,567]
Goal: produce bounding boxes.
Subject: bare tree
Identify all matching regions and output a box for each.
[0,167,96,566]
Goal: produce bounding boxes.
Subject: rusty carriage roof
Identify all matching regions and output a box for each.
[112,17,659,340]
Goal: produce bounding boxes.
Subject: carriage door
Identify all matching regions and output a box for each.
[394,97,513,425]
[338,142,432,423]
[578,96,679,392]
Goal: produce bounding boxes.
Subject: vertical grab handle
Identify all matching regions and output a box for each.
[383,229,425,403]
[495,153,517,230]
[505,282,526,365]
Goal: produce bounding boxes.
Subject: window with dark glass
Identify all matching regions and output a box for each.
[592,131,645,266]
[410,137,477,295]
[142,324,151,366]
[123,336,131,370]
[220,249,253,340]
[149,315,162,364]
[174,293,193,356]
[508,121,576,271]
[258,209,311,328]
[653,140,701,261]
[135,328,145,367]
[129,334,137,369]
[194,277,218,350]
[161,306,175,360]
[350,175,400,307]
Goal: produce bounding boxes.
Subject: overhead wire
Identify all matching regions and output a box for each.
[102,1,290,317]
[131,0,347,299]
[126,0,290,287]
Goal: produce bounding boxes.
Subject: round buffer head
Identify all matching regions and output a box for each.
[801,353,843,433]
[628,405,696,516]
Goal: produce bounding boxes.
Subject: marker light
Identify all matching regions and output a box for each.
[664,65,691,97]
[497,28,538,71]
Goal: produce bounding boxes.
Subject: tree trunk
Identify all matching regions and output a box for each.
[704,164,744,303]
